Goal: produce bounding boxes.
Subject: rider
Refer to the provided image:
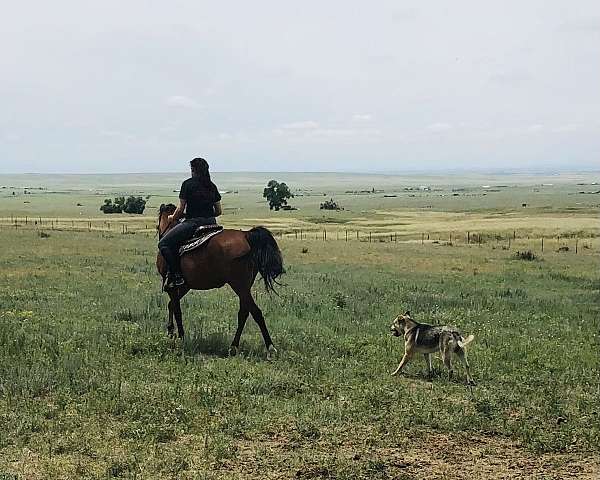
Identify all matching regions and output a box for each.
[158,157,222,289]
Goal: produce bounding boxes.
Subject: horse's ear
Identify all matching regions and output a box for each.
[404,310,411,317]
[159,203,166,213]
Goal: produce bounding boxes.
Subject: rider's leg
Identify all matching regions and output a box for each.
[158,221,197,286]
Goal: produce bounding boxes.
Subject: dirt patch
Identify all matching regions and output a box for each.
[223,431,599,479]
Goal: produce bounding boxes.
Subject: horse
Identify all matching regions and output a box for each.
[156,203,284,357]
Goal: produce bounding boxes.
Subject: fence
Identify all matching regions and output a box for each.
[0,215,595,254]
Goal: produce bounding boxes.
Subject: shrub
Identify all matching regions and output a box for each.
[514,250,536,261]
[320,198,342,210]
[100,196,146,214]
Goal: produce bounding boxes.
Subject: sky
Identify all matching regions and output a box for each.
[1,0,599,174]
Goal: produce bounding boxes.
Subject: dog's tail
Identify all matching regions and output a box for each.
[458,334,475,349]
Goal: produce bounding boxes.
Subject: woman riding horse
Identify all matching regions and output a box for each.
[158,157,222,289]
[156,161,284,353]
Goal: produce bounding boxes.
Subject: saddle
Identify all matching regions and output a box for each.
[179,224,223,256]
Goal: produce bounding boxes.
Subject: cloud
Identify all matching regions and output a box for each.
[165,95,201,109]
[282,120,319,130]
[352,114,373,122]
[98,130,136,141]
[426,123,452,132]
[0,132,21,143]
[526,124,544,133]
[558,18,600,34]
[309,128,381,138]
[552,124,578,133]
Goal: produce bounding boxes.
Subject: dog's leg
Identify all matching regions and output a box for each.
[456,349,476,386]
[392,351,412,376]
[424,353,433,377]
[442,345,453,380]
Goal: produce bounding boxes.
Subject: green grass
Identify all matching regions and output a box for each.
[0,226,598,478]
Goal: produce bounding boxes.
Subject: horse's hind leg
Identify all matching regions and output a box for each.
[229,300,249,356]
[229,281,275,358]
[248,295,276,358]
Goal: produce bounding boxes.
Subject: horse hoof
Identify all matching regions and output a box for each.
[229,346,238,357]
[266,345,278,360]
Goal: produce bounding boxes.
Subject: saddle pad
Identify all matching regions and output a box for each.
[179,225,223,256]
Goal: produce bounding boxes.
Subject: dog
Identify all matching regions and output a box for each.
[390,311,475,385]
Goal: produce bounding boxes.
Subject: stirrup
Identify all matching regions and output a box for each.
[165,273,185,289]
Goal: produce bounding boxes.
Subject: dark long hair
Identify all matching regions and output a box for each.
[190,157,211,183]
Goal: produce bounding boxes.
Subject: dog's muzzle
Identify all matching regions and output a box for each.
[391,327,400,337]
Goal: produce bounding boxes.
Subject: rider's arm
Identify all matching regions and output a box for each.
[214,201,223,217]
[168,198,186,223]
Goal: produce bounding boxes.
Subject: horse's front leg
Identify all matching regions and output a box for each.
[168,287,189,339]
[166,299,175,337]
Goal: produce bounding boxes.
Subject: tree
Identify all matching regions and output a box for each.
[100,196,146,214]
[123,196,146,214]
[100,198,122,214]
[263,180,293,211]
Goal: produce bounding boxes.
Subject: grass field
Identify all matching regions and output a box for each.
[0,173,599,479]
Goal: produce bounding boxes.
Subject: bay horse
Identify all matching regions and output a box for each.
[156,203,284,357]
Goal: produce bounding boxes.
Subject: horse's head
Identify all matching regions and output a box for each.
[157,203,177,238]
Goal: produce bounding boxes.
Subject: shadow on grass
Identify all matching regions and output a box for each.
[183,331,231,357]
[396,369,475,387]
[182,331,272,360]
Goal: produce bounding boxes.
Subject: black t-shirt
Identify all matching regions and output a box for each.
[179,177,222,219]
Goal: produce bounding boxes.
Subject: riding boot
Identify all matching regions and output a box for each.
[165,272,185,290]
[159,246,185,289]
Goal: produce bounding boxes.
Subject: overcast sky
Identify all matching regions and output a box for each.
[1,1,599,173]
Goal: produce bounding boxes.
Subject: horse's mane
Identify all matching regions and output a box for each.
[158,203,177,218]
[157,203,177,236]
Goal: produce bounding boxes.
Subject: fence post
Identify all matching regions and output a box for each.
[575,238,578,254]
[541,237,544,252]
[369,232,372,243]
[421,233,424,245]
[345,230,348,242]
[513,230,516,240]
[467,231,470,244]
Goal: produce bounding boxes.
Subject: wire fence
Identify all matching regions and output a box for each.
[0,216,596,254]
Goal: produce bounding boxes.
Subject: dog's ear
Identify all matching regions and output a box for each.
[404,310,411,317]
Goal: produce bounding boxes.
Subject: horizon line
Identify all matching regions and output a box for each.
[2,168,600,176]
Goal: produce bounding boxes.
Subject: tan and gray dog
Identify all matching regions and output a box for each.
[390,311,475,385]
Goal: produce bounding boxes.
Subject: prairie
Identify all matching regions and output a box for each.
[0,172,599,478]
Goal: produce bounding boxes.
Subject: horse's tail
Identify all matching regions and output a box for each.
[246,226,284,293]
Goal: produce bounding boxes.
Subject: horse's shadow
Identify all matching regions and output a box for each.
[179,330,270,359]
[181,331,230,357]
